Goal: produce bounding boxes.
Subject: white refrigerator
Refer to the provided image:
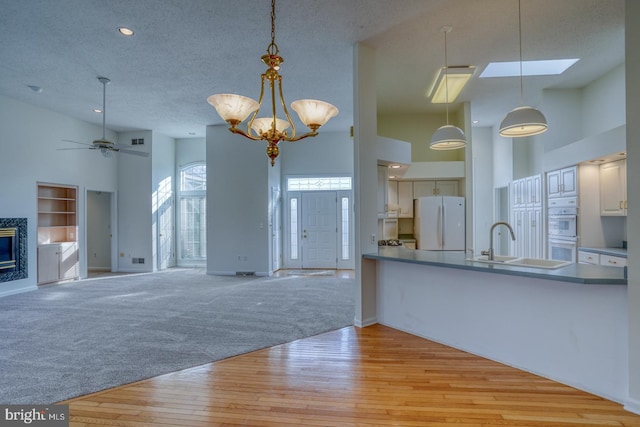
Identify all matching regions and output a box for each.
[414,196,465,250]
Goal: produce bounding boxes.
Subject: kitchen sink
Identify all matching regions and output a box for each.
[469,255,520,263]
[467,256,571,269]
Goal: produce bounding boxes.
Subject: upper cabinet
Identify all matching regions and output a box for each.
[600,159,627,216]
[547,166,578,198]
[377,165,389,217]
[512,174,542,207]
[413,180,459,198]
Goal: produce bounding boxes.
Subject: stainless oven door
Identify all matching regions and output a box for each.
[548,236,577,263]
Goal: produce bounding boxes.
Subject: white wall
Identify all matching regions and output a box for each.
[176,138,205,168]
[151,132,176,270]
[280,130,353,175]
[625,0,640,414]
[583,64,626,137]
[117,130,153,272]
[540,89,583,153]
[354,43,380,327]
[0,95,118,295]
[206,125,272,276]
[471,126,494,255]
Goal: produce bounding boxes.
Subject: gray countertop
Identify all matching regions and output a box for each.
[578,246,627,258]
[364,247,627,285]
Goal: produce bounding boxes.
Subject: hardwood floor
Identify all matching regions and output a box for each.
[64,324,640,427]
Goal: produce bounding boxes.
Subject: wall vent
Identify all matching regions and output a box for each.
[131,138,145,145]
[132,257,145,264]
[235,271,255,276]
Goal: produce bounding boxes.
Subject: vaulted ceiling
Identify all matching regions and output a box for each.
[0,0,625,139]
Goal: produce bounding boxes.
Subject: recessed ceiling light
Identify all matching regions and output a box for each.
[27,85,43,93]
[389,164,402,169]
[480,59,579,78]
[472,120,479,124]
[117,27,134,36]
[93,108,103,113]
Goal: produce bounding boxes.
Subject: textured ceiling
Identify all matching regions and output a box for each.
[0,0,625,139]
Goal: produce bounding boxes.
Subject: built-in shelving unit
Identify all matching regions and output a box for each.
[37,184,77,245]
[37,183,79,284]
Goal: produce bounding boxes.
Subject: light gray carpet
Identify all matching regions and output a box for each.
[0,268,355,404]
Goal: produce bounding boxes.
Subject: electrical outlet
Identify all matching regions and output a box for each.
[371,234,376,244]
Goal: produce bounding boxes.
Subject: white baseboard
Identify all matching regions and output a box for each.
[207,270,238,276]
[353,316,377,328]
[625,397,640,415]
[0,284,37,298]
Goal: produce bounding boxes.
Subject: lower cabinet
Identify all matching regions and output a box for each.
[600,254,627,267]
[37,242,79,284]
[578,250,626,267]
[578,251,600,265]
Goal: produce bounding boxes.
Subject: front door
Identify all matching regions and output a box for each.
[301,192,337,269]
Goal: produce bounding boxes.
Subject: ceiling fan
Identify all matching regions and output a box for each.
[60,76,149,157]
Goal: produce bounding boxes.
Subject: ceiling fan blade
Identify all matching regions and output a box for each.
[57,147,87,151]
[114,147,150,157]
[61,139,92,146]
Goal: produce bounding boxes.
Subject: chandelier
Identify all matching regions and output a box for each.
[207,0,339,166]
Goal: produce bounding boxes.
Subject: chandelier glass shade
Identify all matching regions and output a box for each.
[499,0,548,138]
[430,26,467,150]
[207,0,338,166]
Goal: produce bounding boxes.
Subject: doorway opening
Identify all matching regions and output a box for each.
[87,190,114,277]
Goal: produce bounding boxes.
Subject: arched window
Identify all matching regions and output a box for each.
[179,163,206,262]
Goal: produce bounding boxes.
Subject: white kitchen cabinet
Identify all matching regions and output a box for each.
[599,159,627,216]
[528,206,543,258]
[397,181,414,217]
[600,254,627,267]
[511,174,542,207]
[509,174,543,259]
[377,165,389,217]
[547,166,578,198]
[413,180,459,198]
[37,242,79,284]
[578,251,600,265]
[387,180,399,214]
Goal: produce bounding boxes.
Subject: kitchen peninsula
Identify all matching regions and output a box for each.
[362,246,628,404]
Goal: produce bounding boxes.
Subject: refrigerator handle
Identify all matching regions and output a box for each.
[441,203,445,247]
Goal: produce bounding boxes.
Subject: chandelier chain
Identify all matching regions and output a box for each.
[267,0,278,55]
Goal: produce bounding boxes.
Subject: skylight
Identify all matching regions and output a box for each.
[480,59,579,78]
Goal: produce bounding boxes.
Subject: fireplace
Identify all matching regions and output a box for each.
[0,218,27,282]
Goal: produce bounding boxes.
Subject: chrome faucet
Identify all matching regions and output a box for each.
[487,221,516,261]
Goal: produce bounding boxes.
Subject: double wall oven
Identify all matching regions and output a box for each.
[547,197,578,262]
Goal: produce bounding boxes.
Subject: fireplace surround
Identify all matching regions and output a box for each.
[0,218,27,282]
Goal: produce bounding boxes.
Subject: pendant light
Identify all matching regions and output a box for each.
[430,26,467,150]
[499,0,548,137]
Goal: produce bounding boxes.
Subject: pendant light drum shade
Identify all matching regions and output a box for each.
[430,125,467,150]
[499,105,548,137]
